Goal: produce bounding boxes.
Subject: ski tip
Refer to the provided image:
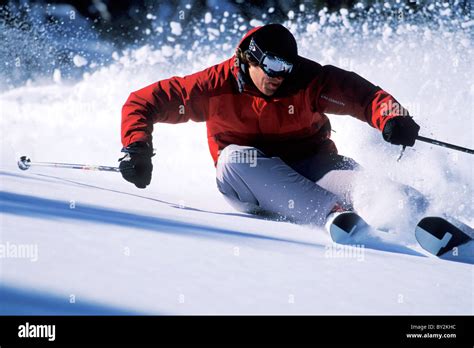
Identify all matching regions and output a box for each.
[328,212,367,244]
[415,216,472,257]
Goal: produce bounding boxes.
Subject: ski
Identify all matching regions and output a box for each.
[326,211,369,244]
[415,216,473,257]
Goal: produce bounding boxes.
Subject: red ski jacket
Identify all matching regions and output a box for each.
[122,27,406,165]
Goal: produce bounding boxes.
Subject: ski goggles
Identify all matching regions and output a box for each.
[248,37,294,78]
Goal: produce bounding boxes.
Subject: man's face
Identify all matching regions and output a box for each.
[248,64,285,96]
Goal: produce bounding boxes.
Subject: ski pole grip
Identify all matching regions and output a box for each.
[18,156,32,170]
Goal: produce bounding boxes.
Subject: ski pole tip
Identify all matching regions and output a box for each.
[18,156,31,170]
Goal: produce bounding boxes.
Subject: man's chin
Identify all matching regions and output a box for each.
[263,86,279,96]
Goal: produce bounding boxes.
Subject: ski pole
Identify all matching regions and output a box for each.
[416,136,474,155]
[17,156,120,172]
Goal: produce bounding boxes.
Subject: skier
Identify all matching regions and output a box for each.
[119,23,423,226]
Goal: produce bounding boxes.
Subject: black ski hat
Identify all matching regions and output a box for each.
[251,24,298,63]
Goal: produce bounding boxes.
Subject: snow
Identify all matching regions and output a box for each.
[0,4,473,315]
[204,12,212,24]
[1,168,471,314]
[170,21,182,36]
[250,19,264,27]
[72,55,88,68]
[52,69,62,84]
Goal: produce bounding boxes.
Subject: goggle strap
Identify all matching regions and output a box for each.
[249,38,265,64]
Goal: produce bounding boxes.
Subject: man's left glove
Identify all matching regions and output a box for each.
[382,116,420,147]
[119,141,154,189]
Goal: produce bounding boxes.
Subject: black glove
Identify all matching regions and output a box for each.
[119,142,154,188]
[382,116,420,147]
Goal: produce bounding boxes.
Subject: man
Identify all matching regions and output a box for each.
[119,24,421,226]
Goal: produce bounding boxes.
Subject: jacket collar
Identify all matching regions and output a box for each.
[231,56,262,96]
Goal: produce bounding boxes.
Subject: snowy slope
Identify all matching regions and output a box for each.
[1,165,472,315]
[1,4,473,314]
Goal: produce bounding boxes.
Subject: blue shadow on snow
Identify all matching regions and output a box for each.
[0,284,143,315]
[0,190,322,248]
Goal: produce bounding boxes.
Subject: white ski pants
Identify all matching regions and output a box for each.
[216,144,428,227]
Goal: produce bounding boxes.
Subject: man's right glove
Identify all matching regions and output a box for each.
[382,116,420,147]
[119,141,154,189]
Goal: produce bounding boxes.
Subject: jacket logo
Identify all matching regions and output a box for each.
[321,94,345,107]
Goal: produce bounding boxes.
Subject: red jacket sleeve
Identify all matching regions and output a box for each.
[121,62,227,147]
[311,65,408,131]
